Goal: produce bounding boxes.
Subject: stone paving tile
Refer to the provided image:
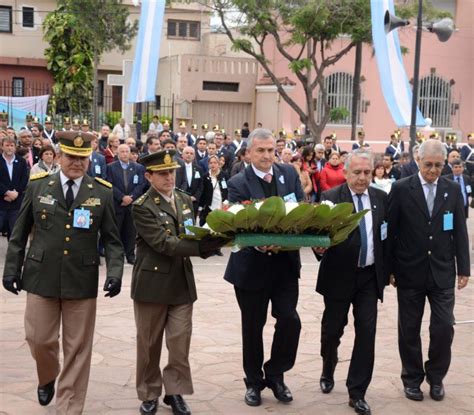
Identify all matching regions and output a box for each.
[1,217,474,414]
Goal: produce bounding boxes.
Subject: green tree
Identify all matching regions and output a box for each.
[43,6,94,116]
[58,0,138,128]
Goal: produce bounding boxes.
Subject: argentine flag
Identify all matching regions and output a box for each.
[127,0,166,103]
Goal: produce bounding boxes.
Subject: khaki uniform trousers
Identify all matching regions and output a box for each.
[24,293,97,415]
[134,301,193,401]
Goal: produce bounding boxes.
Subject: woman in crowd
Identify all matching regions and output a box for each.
[103,133,120,164]
[32,137,43,151]
[200,155,228,227]
[291,153,313,202]
[370,161,392,194]
[301,145,319,201]
[30,144,60,176]
[319,151,345,191]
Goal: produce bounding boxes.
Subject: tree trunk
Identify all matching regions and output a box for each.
[92,46,99,130]
[351,42,362,141]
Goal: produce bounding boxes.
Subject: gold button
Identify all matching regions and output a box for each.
[165,221,169,224]
[429,236,433,240]
[68,213,72,217]
[267,252,272,256]
[154,266,158,271]
[428,251,431,255]
[41,214,46,220]
[42,209,46,213]
[166,229,171,234]
[65,237,70,242]
[66,224,71,229]
[64,250,69,255]
[90,219,93,224]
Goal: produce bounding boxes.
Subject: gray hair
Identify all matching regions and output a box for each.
[344,149,374,170]
[205,131,215,141]
[418,140,447,160]
[314,144,325,151]
[412,143,420,155]
[247,128,275,149]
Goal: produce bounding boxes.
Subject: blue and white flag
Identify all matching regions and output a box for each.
[371,0,425,127]
[127,0,165,103]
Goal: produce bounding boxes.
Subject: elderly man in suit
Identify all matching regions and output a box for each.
[400,144,420,178]
[176,146,204,217]
[315,150,388,415]
[388,140,470,403]
[224,128,304,407]
[87,136,107,179]
[0,136,29,239]
[131,150,224,415]
[107,144,146,264]
[444,159,472,218]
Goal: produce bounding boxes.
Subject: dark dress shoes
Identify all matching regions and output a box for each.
[429,383,445,401]
[140,399,158,415]
[266,379,293,402]
[37,380,55,406]
[320,375,335,394]
[349,398,371,414]
[163,395,191,415]
[244,386,262,406]
[404,387,424,401]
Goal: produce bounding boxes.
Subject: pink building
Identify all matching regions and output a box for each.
[254,0,473,152]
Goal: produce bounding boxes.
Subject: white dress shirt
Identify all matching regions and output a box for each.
[2,154,15,181]
[251,164,274,180]
[60,171,83,199]
[185,162,193,187]
[210,175,223,211]
[350,188,374,267]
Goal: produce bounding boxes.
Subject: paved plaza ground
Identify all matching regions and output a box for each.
[1,219,473,415]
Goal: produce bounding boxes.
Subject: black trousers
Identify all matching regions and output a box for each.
[234,277,301,390]
[115,207,136,260]
[397,275,454,388]
[320,267,378,400]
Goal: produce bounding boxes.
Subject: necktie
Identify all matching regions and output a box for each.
[426,183,435,216]
[457,177,467,205]
[357,194,367,267]
[263,173,272,183]
[123,166,129,192]
[66,179,75,210]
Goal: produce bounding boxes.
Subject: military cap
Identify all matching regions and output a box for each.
[140,149,180,172]
[330,132,337,139]
[163,120,170,127]
[179,121,186,128]
[429,132,439,139]
[56,131,94,157]
[468,133,474,139]
[234,129,241,135]
[191,124,198,130]
[0,110,8,121]
[212,124,220,131]
[416,131,424,138]
[82,118,89,126]
[294,128,301,135]
[44,115,53,124]
[201,123,208,130]
[63,116,71,124]
[73,118,80,126]
[279,128,287,135]
[26,113,33,122]
[357,130,365,137]
[33,116,39,123]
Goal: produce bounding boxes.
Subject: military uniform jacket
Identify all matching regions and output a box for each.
[131,186,201,304]
[3,172,124,299]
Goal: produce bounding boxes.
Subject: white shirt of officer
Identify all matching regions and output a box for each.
[185,162,193,187]
[349,188,374,266]
[60,170,83,199]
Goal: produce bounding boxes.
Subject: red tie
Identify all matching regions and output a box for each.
[263,173,272,183]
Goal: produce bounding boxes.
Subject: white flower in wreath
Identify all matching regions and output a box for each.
[285,202,300,214]
[227,204,245,214]
[320,200,336,209]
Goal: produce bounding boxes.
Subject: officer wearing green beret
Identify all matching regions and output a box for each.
[132,149,225,415]
[2,130,124,414]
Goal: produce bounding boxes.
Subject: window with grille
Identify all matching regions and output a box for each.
[419,74,452,128]
[167,19,200,40]
[12,78,25,97]
[203,81,239,92]
[22,7,34,28]
[0,6,12,33]
[316,72,362,125]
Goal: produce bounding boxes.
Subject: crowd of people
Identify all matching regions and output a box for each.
[0,113,472,415]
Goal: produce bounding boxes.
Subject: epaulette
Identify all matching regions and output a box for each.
[30,172,49,181]
[95,177,112,188]
[133,194,148,206]
[174,187,190,196]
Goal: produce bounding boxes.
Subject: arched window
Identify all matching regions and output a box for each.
[419,74,452,128]
[316,72,362,125]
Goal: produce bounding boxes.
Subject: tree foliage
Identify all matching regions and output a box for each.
[43,5,94,115]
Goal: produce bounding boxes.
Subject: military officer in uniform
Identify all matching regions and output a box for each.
[2,131,124,415]
[132,150,225,415]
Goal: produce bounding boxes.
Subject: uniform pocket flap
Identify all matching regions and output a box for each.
[27,248,44,262]
[141,258,172,273]
[82,253,100,266]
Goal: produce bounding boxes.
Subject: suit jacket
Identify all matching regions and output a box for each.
[444,173,472,217]
[400,160,419,178]
[106,161,146,210]
[176,163,205,206]
[3,173,124,299]
[131,187,200,304]
[230,160,247,177]
[87,151,107,179]
[387,175,470,289]
[317,184,388,301]
[224,163,304,290]
[200,171,229,211]
[0,156,29,211]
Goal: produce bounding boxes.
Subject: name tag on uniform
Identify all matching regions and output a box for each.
[221,180,227,189]
[133,174,139,184]
[194,171,201,179]
[39,195,56,205]
[283,192,297,203]
[381,222,388,241]
[183,217,194,235]
[95,165,101,175]
[466,185,472,193]
[182,208,191,215]
[73,208,91,229]
[443,212,453,231]
[82,198,101,207]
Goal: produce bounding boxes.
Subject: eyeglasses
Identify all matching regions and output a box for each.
[422,162,444,169]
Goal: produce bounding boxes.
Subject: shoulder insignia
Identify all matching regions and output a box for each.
[95,177,112,188]
[133,194,148,206]
[30,172,50,181]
